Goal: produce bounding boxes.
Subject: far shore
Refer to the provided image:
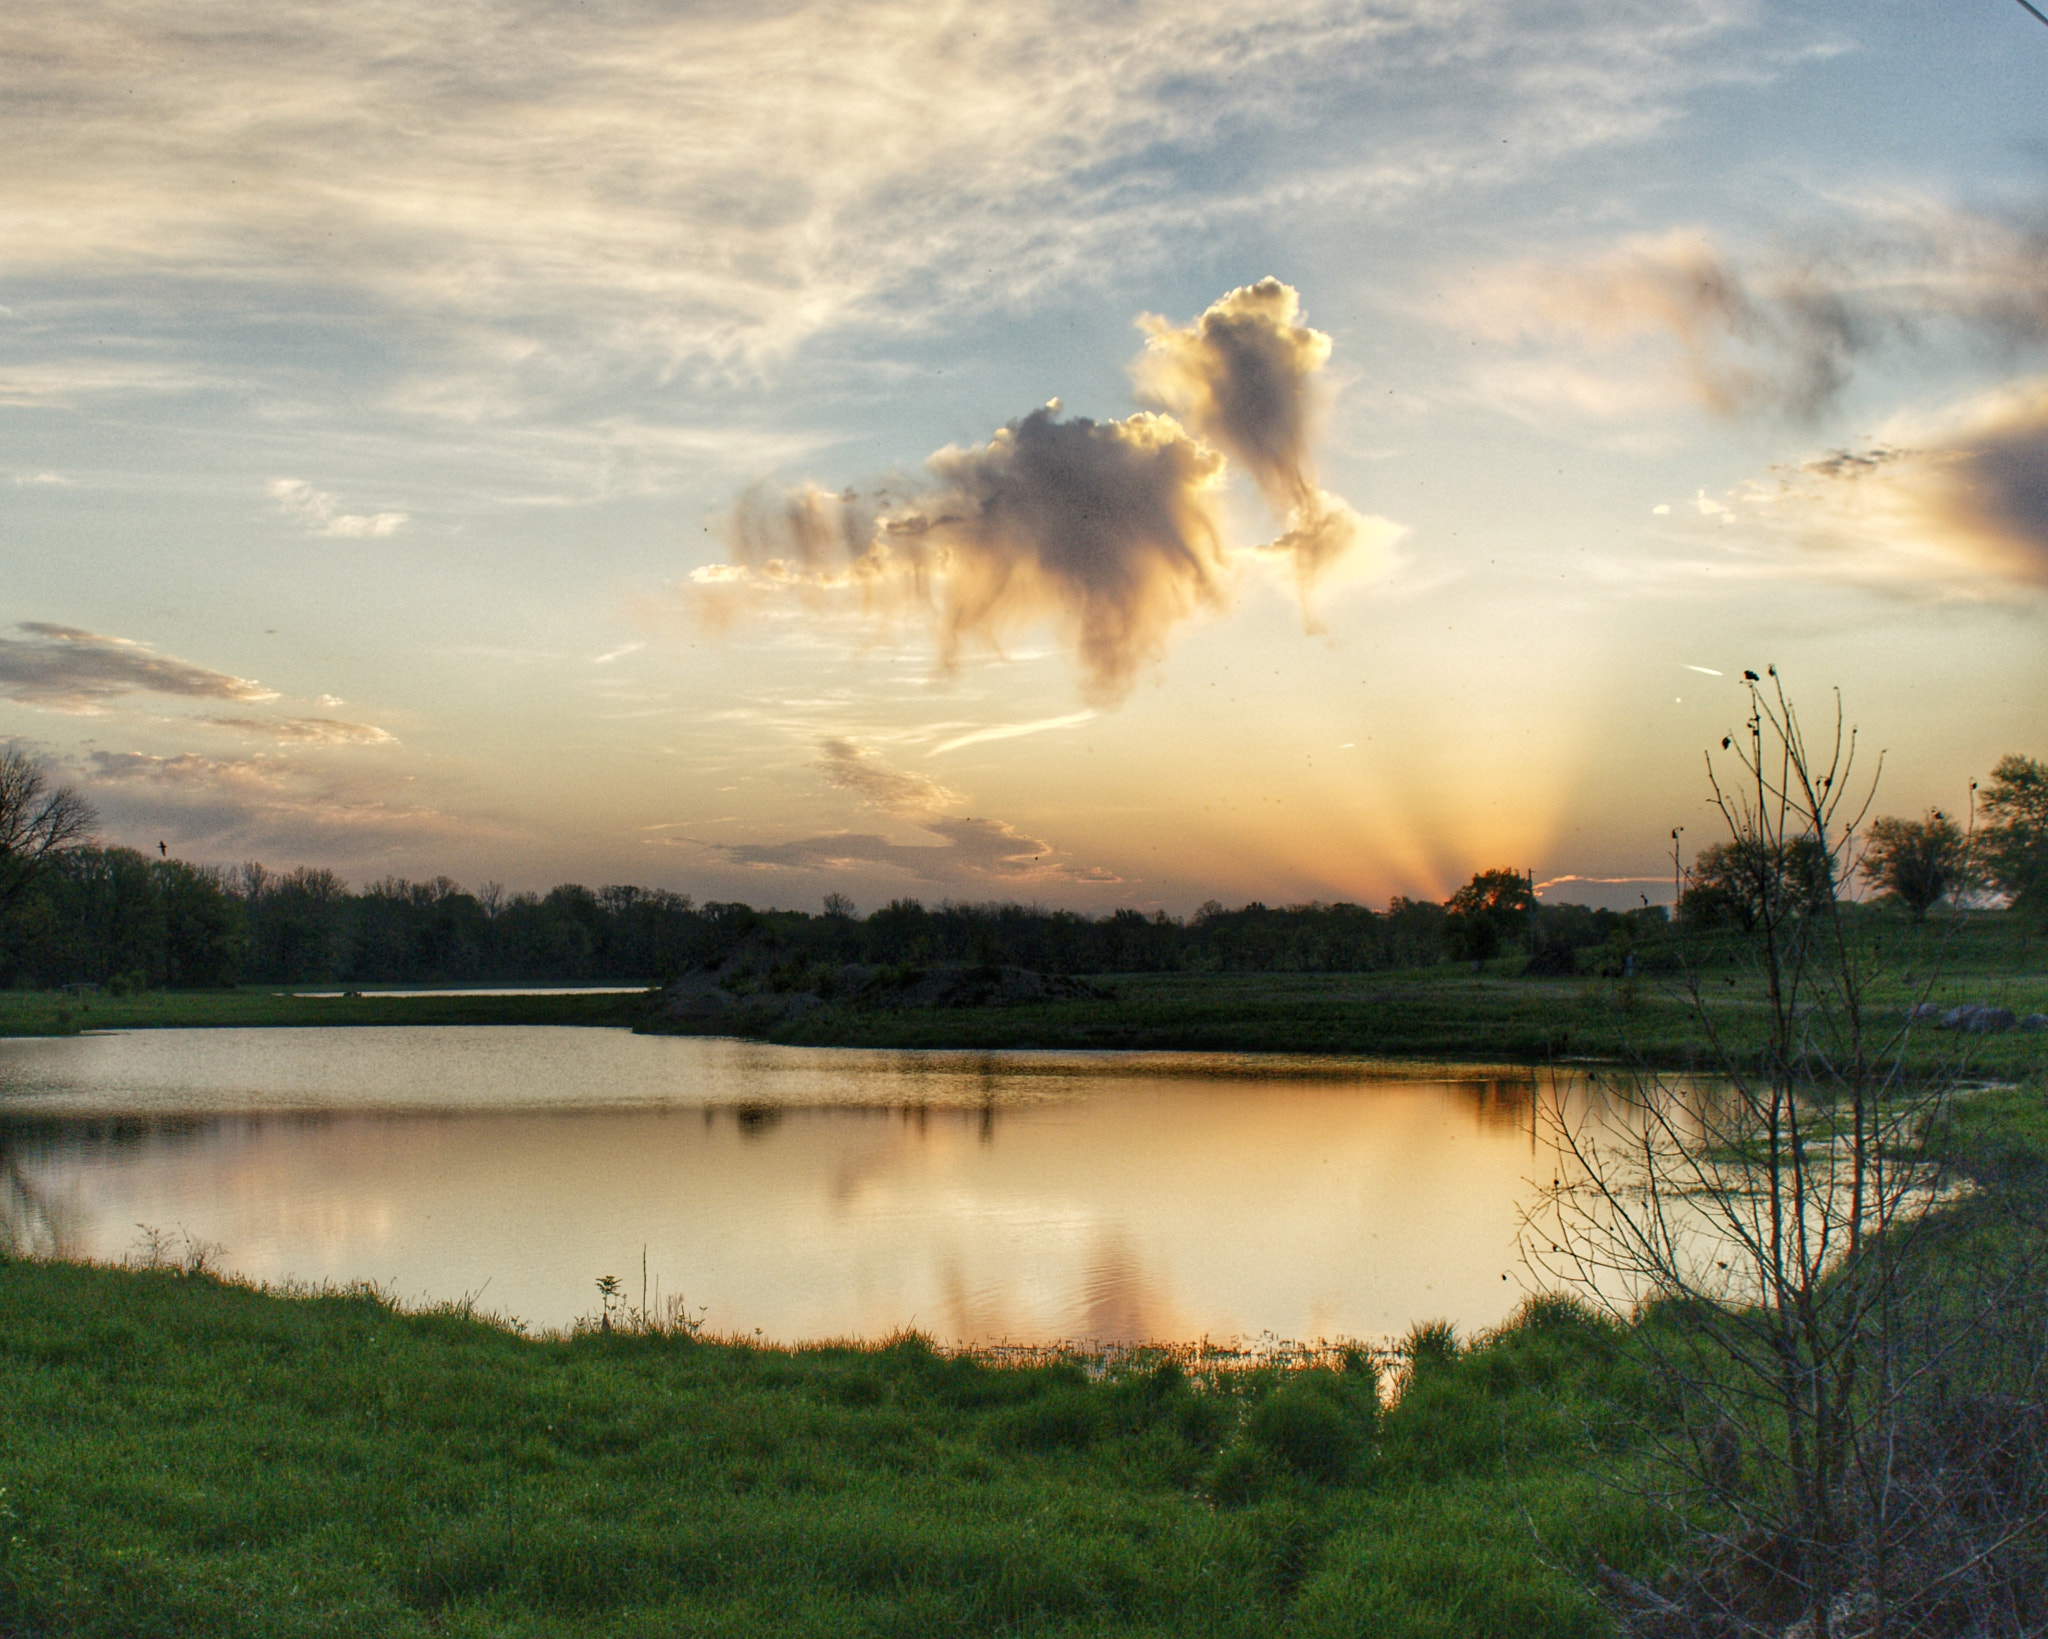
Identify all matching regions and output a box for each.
[3,966,2042,1079]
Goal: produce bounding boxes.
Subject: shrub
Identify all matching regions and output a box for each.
[1245,1371,1375,1485]
[984,1387,1104,1453]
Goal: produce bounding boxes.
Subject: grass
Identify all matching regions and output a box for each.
[3,1010,2043,1632]
[0,1256,1679,1639]
[0,986,654,1038]
[696,962,2048,1078]
[7,908,2043,1073]
[5,962,2041,1080]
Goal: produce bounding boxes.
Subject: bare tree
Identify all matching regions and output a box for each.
[1858,810,1969,923]
[1532,674,2044,1636]
[0,746,96,916]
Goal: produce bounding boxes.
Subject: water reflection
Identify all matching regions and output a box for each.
[1,1028,1613,1344]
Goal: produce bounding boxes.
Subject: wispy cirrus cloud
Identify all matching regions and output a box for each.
[269,479,408,538]
[707,736,1115,885]
[0,623,276,712]
[929,711,1095,757]
[815,737,957,817]
[76,748,488,862]
[200,714,396,745]
[1720,385,2048,596]
[0,0,1783,414]
[1449,198,2048,427]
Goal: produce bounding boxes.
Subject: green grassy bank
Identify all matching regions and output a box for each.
[7,1070,2045,1639]
[4,963,2044,1077]
[0,987,654,1038]
[682,964,2048,1077]
[0,1261,1669,1639]
[4,1068,2045,1635]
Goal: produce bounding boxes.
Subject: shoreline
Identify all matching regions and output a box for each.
[2,967,2042,1077]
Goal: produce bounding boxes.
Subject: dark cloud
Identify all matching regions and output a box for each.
[1496,206,2048,425]
[707,406,1231,702]
[0,624,277,711]
[707,737,1116,884]
[1133,277,1363,589]
[1753,393,2048,593]
[1943,410,2048,588]
[1531,234,1864,421]
[695,282,1375,699]
[910,408,1232,698]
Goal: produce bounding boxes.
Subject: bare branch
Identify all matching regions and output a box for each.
[0,746,98,914]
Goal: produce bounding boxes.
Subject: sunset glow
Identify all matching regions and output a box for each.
[5,1,2045,912]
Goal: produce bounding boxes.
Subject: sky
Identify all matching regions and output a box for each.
[3,0,2046,915]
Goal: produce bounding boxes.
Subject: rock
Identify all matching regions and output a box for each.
[1779,1586,1880,1639]
[1943,1003,2017,1034]
[2021,1013,2048,1032]
[653,958,1109,1033]
[659,974,738,1020]
[856,962,1108,1010]
[1906,1002,1944,1023]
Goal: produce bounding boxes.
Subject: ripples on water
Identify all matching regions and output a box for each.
[1,1027,1631,1345]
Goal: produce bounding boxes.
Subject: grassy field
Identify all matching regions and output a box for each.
[0,1259,1671,1639]
[712,962,2048,1077]
[6,1070,2046,1638]
[4,961,2043,1079]
[2,922,2043,1633]
[0,986,654,1038]
[4,909,2042,1073]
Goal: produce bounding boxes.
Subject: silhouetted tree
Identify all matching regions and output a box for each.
[154,860,244,986]
[1677,835,1834,932]
[244,866,353,982]
[1443,868,1534,966]
[1980,753,2048,929]
[1858,809,1967,922]
[0,748,95,916]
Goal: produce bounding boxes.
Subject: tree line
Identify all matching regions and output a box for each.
[0,848,1654,991]
[0,745,2041,991]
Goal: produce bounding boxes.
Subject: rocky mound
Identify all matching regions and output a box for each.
[656,958,1109,1030]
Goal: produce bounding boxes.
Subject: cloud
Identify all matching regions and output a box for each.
[1697,384,2048,596]
[1662,387,2048,598]
[1132,278,1367,593]
[815,737,958,817]
[929,710,1095,757]
[1453,201,2048,426]
[200,715,396,745]
[0,623,277,711]
[74,748,486,860]
[705,404,1234,702]
[1451,229,1862,421]
[269,479,409,538]
[694,282,1392,699]
[0,360,211,408]
[0,0,1781,416]
[708,736,1114,884]
[719,815,1115,883]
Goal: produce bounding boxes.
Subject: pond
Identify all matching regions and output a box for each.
[0,1027,1627,1346]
